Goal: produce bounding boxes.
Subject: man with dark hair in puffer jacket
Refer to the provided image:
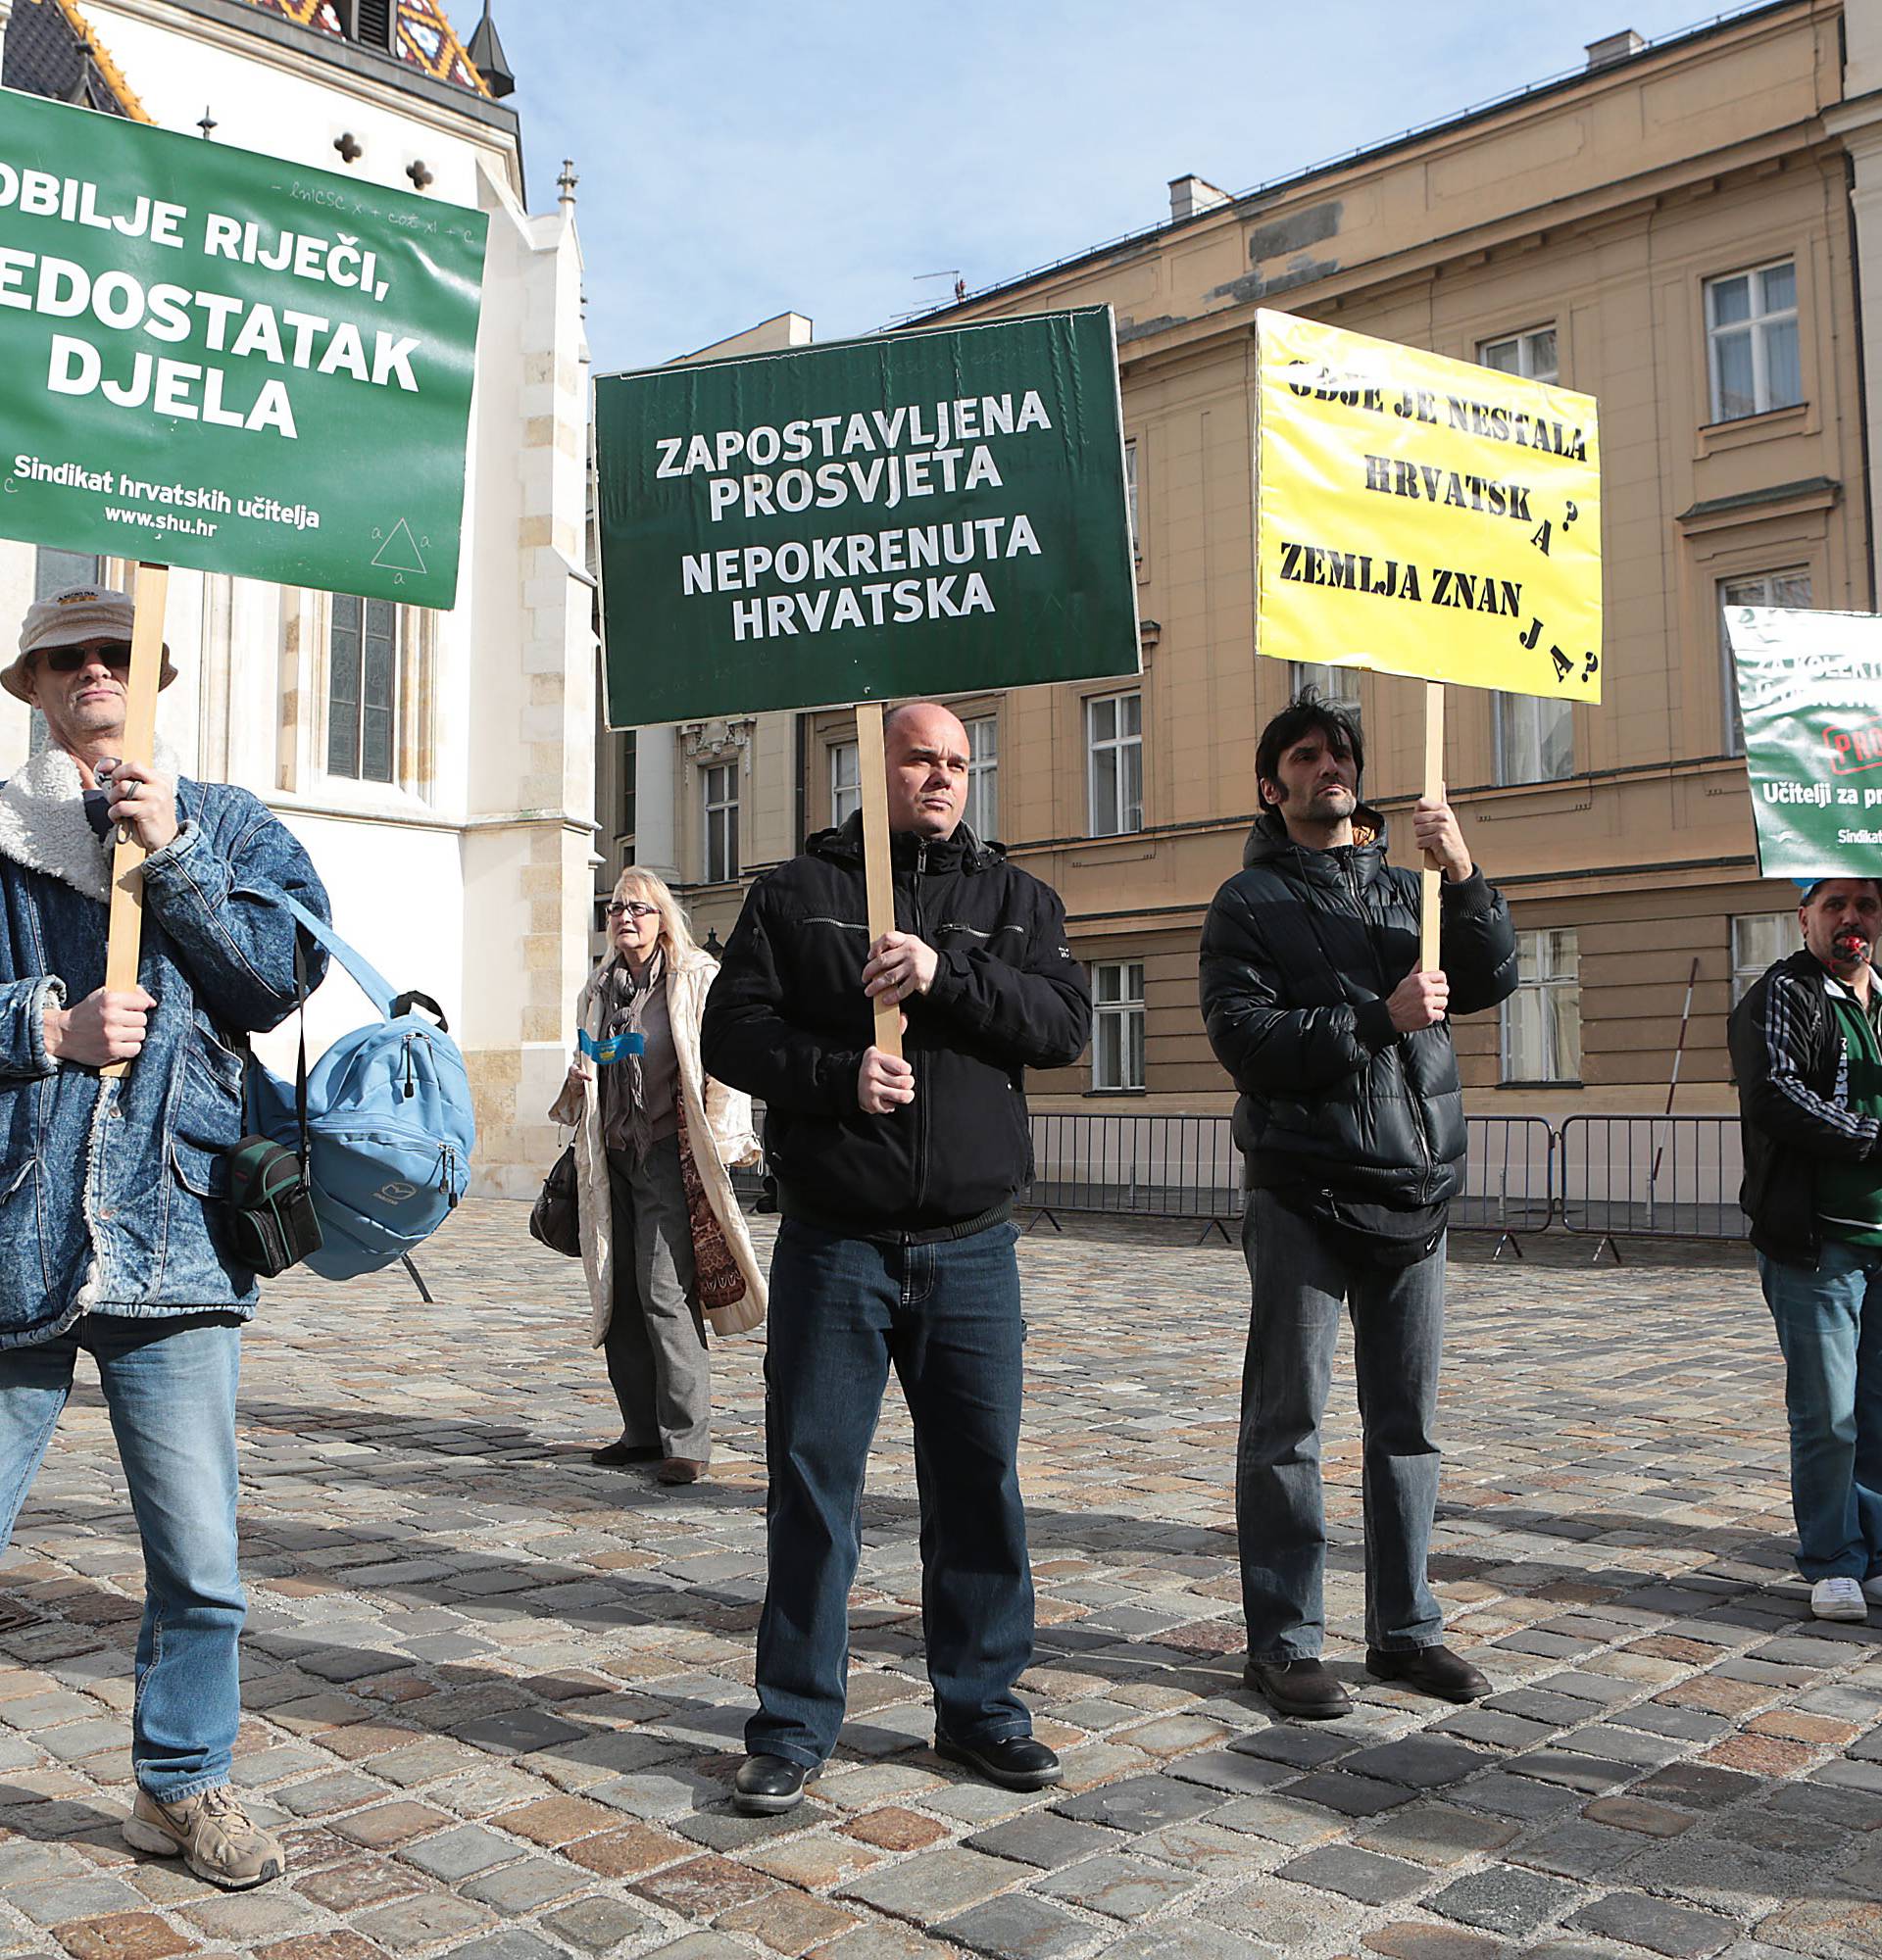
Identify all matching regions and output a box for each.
[1200,694,1516,1721]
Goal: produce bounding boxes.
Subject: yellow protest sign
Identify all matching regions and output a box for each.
[1256,310,1602,702]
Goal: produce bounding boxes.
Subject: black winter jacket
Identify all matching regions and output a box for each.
[1728,949,1882,1268]
[1198,808,1518,1210]
[699,814,1092,1236]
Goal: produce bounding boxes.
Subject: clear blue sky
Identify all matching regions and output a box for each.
[484,1,1745,374]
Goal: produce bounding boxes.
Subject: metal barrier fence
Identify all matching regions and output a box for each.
[731,1108,1744,1253]
[1026,1112,1243,1229]
[1557,1114,1743,1254]
[1022,1111,1557,1246]
[1453,1115,1557,1242]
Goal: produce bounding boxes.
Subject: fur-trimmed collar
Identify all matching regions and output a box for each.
[0,740,184,904]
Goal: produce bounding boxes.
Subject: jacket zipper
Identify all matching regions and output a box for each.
[1348,847,1436,1204]
[1395,871,1437,1203]
[910,840,930,1215]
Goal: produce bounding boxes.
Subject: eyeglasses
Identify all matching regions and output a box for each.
[41,642,132,673]
[606,901,659,920]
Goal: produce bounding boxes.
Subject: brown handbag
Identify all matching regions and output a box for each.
[673,1098,746,1310]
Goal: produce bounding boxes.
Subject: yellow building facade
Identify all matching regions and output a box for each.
[617,0,1882,1124]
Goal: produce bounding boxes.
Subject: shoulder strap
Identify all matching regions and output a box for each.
[278,892,397,1020]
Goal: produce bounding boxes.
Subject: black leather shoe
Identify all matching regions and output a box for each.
[934,1734,1064,1789]
[732,1754,816,1814]
[1243,1657,1352,1720]
[590,1440,662,1466]
[1366,1644,1490,1702]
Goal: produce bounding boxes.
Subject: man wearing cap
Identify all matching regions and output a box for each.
[0,583,329,1886]
[1731,877,1882,1623]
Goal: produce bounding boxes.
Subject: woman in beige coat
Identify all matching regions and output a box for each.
[550,869,766,1484]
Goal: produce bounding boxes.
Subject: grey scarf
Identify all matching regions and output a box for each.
[600,950,663,1161]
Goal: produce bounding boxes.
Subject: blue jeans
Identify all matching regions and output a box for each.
[1238,1189,1446,1662]
[0,1313,245,1799]
[748,1218,1034,1767]
[1759,1241,1882,1581]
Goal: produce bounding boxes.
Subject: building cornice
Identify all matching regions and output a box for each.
[1822,83,1882,146]
[1675,475,1841,529]
[903,0,1823,334]
[1110,125,1845,381]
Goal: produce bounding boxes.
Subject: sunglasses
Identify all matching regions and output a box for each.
[39,642,132,673]
[606,901,659,920]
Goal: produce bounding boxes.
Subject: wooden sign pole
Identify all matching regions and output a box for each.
[100,560,169,1082]
[854,700,904,1061]
[1419,679,1445,974]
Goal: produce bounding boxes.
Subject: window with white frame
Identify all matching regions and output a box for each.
[1478,325,1559,383]
[703,761,740,883]
[1092,960,1146,1091]
[830,740,860,826]
[1720,568,1811,754]
[1501,928,1581,1083]
[327,595,400,783]
[1289,662,1362,732]
[1087,692,1143,836]
[1495,694,1574,785]
[1732,911,1802,1004]
[966,715,998,840]
[33,546,102,600]
[1286,666,1357,721]
[1124,437,1140,560]
[1706,260,1801,422]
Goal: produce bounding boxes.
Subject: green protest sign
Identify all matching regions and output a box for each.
[1727,605,1882,876]
[0,86,486,607]
[593,306,1140,724]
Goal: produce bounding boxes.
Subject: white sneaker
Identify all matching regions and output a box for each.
[1861,1575,1882,1606]
[1811,1576,1868,1622]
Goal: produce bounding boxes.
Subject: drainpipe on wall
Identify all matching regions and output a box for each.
[1852,150,1879,610]
[793,711,808,854]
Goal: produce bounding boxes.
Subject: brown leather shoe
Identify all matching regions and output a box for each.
[590,1439,663,1466]
[656,1457,706,1485]
[1243,1657,1351,1720]
[1365,1644,1490,1702]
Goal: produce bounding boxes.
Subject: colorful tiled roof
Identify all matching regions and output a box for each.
[239,1,491,96]
[2,0,151,120]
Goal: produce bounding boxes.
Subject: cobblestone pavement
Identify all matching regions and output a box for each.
[2,1205,1878,1960]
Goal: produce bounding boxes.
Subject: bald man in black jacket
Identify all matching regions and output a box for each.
[703,701,1090,1811]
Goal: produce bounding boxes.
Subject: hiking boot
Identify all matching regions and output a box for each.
[124,1786,285,1888]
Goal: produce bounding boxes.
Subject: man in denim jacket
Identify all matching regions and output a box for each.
[0,583,329,1887]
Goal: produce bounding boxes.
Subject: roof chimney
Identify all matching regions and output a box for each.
[1585,28,1646,70]
[1168,174,1231,222]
